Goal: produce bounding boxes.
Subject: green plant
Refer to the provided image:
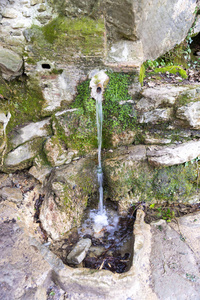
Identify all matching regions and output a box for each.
[154,66,188,79]
[162,208,175,222]
[185,156,200,189]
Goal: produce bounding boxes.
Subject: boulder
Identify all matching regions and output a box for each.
[0,47,23,80]
[40,156,98,240]
[105,0,196,66]
[147,140,200,167]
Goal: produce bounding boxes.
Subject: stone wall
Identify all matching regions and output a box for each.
[1,0,200,237]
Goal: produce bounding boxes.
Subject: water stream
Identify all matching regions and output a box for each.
[50,72,135,273]
[96,90,103,214]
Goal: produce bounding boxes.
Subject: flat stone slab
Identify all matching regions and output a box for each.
[150,218,200,299]
[10,118,51,149]
[67,238,92,264]
[147,140,200,167]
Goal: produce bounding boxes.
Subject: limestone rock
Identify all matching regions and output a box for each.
[137,85,188,112]
[40,156,98,240]
[2,138,44,172]
[44,136,76,167]
[0,187,23,203]
[105,0,196,65]
[2,8,18,18]
[192,15,200,35]
[30,0,44,5]
[41,68,85,112]
[147,140,200,167]
[111,130,136,147]
[144,134,172,145]
[9,118,51,149]
[104,145,147,206]
[106,40,144,67]
[67,238,92,264]
[139,108,173,124]
[0,47,23,80]
[176,101,200,129]
[0,111,11,155]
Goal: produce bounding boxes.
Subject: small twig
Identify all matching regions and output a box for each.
[99,259,105,270]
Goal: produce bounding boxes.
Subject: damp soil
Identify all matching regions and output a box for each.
[143,202,200,224]
[49,204,136,274]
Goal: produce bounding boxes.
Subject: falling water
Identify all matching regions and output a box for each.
[96,88,104,214]
[89,70,109,229]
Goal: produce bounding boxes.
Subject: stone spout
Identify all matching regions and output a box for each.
[89,70,109,101]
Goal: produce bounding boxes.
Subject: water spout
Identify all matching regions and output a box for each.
[89,70,109,217]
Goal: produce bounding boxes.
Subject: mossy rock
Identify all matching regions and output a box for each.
[26,15,105,64]
[0,76,46,135]
[154,66,188,79]
[104,152,198,207]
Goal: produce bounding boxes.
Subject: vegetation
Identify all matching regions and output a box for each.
[67,72,137,151]
[154,66,188,79]
[0,77,45,135]
[27,16,105,63]
[102,72,137,147]
[104,159,198,205]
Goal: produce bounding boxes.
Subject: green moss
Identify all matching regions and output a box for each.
[53,93,97,155]
[139,63,145,86]
[0,77,45,135]
[104,159,198,203]
[154,66,188,79]
[47,0,66,14]
[153,164,197,201]
[28,15,105,63]
[102,72,137,147]
[68,72,138,150]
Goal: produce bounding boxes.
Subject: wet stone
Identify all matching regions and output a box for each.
[66,238,92,265]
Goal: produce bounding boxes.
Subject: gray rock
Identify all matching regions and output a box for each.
[139,108,173,124]
[67,238,92,264]
[40,156,98,240]
[105,0,196,65]
[44,136,76,167]
[176,101,200,129]
[0,47,23,80]
[2,8,18,18]
[10,118,51,149]
[192,15,200,35]
[137,85,187,112]
[40,67,85,113]
[0,186,23,203]
[147,140,200,167]
[3,138,44,172]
